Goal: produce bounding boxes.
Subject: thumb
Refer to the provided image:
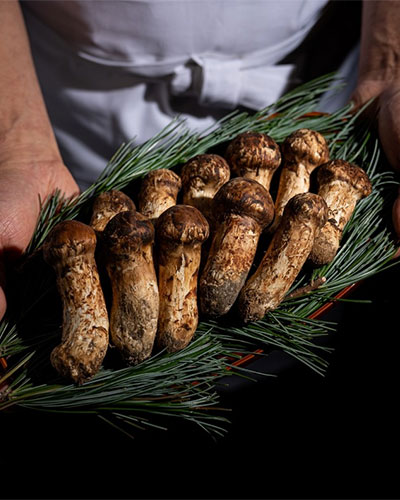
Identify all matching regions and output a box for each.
[350,79,387,112]
[0,260,6,320]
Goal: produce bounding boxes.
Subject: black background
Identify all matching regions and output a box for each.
[2,1,396,498]
[1,266,400,500]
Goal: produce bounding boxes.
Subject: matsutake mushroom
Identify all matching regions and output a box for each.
[156,205,209,352]
[225,131,281,191]
[309,160,372,266]
[42,220,109,384]
[101,210,159,364]
[89,190,137,284]
[137,168,182,221]
[180,154,230,222]
[238,192,328,323]
[270,128,329,232]
[199,177,274,318]
[90,190,136,233]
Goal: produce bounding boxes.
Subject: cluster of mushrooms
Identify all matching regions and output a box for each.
[43,128,373,384]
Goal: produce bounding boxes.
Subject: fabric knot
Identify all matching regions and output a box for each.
[171,55,295,111]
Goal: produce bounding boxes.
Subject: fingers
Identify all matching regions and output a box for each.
[351,81,400,255]
[392,186,400,249]
[352,80,400,172]
[378,84,400,172]
[379,86,400,252]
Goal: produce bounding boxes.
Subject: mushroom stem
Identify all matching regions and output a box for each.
[90,190,137,291]
[238,193,328,323]
[224,131,281,191]
[309,160,372,265]
[156,205,209,352]
[90,190,136,233]
[102,211,159,365]
[43,221,109,384]
[138,168,182,221]
[181,154,230,223]
[270,128,329,232]
[199,177,274,318]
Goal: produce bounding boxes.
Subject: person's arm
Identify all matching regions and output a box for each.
[351,0,400,239]
[353,0,400,169]
[0,0,79,319]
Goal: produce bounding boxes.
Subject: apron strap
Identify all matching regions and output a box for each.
[171,56,294,110]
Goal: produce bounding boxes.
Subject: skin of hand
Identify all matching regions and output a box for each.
[2,0,400,329]
[0,159,79,320]
[351,1,400,244]
[0,1,79,320]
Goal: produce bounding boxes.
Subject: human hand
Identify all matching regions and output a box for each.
[351,80,400,244]
[0,0,80,321]
[0,158,79,320]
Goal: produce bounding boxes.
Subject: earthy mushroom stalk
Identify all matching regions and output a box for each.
[270,128,329,232]
[90,190,136,233]
[137,168,182,221]
[101,210,159,365]
[181,154,230,223]
[225,131,281,191]
[309,160,372,266]
[156,205,209,352]
[89,190,137,287]
[42,220,109,384]
[199,177,274,318]
[238,192,328,323]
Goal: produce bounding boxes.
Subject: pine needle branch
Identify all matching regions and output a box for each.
[1,74,398,435]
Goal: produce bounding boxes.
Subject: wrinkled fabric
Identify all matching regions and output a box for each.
[21,0,356,189]
[170,56,296,110]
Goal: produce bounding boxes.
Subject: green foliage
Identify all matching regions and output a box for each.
[1,74,398,437]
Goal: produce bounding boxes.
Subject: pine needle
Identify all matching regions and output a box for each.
[1,74,399,436]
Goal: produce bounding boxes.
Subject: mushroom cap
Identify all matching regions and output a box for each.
[213,177,275,229]
[281,128,330,170]
[180,154,230,194]
[90,190,136,232]
[43,220,97,264]
[102,210,154,254]
[139,168,182,194]
[156,205,209,244]
[283,192,328,228]
[316,160,372,197]
[225,131,281,176]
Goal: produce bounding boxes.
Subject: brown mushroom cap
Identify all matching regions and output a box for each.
[138,169,182,199]
[181,154,230,196]
[90,190,136,232]
[156,205,209,244]
[281,128,330,171]
[102,210,154,254]
[224,131,281,177]
[283,192,328,228]
[43,220,96,264]
[213,177,275,229]
[316,160,372,197]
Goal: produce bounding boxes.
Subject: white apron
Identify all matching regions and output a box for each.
[21,0,357,189]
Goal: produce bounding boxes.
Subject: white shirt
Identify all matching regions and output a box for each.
[21,0,358,189]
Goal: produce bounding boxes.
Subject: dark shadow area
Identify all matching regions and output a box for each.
[1,265,399,500]
[281,0,362,88]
